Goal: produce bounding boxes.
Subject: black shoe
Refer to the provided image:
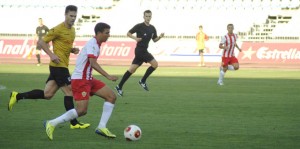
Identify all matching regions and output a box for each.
[115,85,123,96]
[138,80,149,91]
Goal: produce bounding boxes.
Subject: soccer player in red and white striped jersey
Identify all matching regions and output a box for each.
[45,22,119,140]
[217,24,242,85]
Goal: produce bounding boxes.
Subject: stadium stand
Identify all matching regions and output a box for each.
[0,0,299,42]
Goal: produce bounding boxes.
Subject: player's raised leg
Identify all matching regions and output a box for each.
[60,85,90,129]
[44,108,80,140]
[8,89,46,111]
[115,64,139,96]
[44,98,90,140]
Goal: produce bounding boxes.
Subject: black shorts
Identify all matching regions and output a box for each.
[46,66,71,87]
[132,52,155,66]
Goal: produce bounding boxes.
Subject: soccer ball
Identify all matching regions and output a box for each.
[124,125,142,141]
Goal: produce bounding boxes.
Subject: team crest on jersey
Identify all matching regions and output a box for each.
[82,91,87,97]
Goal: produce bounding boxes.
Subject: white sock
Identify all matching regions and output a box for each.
[49,109,78,126]
[227,65,235,71]
[218,69,225,82]
[98,102,115,129]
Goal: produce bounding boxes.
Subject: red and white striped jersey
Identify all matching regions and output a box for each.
[220,33,238,58]
[71,37,100,80]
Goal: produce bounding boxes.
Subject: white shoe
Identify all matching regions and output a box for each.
[115,85,123,96]
[217,81,224,86]
[138,80,149,91]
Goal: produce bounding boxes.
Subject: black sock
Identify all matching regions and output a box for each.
[118,70,132,89]
[141,66,156,83]
[64,96,78,125]
[16,89,45,100]
[36,54,41,63]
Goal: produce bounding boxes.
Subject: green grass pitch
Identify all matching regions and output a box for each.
[0,64,299,149]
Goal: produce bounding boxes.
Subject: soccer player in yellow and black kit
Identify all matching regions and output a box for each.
[196,25,208,67]
[8,5,90,129]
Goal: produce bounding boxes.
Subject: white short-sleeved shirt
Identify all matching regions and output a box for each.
[220,33,238,58]
[72,37,100,80]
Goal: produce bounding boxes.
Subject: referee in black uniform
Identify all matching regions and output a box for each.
[34,18,49,66]
[115,10,164,96]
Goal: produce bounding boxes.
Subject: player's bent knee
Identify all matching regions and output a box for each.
[44,94,54,100]
[151,61,158,68]
[223,67,228,72]
[111,94,117,102]
[106,93,117,103]
[129,70,136,74]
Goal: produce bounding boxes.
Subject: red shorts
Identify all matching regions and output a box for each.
[71,79,105,101]
[222,56,239,67]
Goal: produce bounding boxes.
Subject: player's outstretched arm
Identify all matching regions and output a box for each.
[127,32,142,42]
[219,43,229,50]
[71,48,80,54]
[38,40,60,63]
[219,43,225,49]
[153,33,164,42]
[235,43,242,52]
[89,58,118,81]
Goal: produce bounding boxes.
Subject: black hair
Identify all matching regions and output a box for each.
[65,5,77,14]
[227,24,234,28]
[144,10,152,15]
[94,22,110,35]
